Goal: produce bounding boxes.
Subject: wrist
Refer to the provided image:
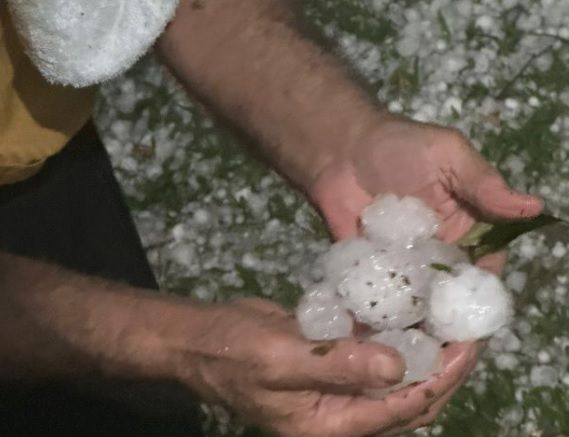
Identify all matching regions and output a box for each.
[137,298,218,390]
[305,110,399,198]
[0,251,183,382]
[98,293,186,381]
[150,301,256,404]
[292,103,385,191]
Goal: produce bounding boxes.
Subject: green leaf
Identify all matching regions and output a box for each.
[437,11,452,43]
[389,58,421,97]
[457,222,495,248]
[457,214,566,261]
[430,263,453,273]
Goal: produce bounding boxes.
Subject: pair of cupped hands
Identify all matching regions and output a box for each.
[172,115,543,436]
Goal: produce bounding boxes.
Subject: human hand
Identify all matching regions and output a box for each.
[163,298,478,437]
[307,114,544,432]
[309,114,544,245]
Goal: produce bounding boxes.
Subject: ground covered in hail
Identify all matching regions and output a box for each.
[94,1,569,436]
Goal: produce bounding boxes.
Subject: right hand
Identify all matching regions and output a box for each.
[311,115,543,244]
[164,298,480,437]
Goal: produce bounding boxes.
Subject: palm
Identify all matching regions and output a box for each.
[259,341,478,437]
[310,117,543,246]
[302,117,543,434]
[229,300,479,437]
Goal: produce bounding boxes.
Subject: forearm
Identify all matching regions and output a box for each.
[0,252,199,384]
[157,0,384,190]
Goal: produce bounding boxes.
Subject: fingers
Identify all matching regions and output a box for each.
[383,382,458,436]
[309,164,373,240]
[442,140,544,220]
[437,209,476,243]
[326,341,479,437]
[235,297,290,317]
[383,343,480,436]
[475,250,507,276]
[260,337,405,392]
[466,170,543,220]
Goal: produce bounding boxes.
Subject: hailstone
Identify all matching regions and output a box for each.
[337,247,430,330]
[426,263,513,341]
[295,282,353,340]
[320,238,375,287]
[361,194,439,246]
[412,238,469,266]
[296,192,515,397]
[371,329,442,384]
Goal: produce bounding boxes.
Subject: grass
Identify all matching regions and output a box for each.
[95,1,569,435]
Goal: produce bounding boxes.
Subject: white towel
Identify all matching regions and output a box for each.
[7,0,180,88]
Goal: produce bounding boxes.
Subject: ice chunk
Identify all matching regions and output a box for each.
[296,283,353,340]
[337,248,430,330]
[365,328,442,399]
[411,239,469,266]
[530,365,558,387]
[361,194,439,246]
[397,37,420,57]
[506,271,527,293]
[320,238,375,287]
[426,263,513,341]
[495,353,518,370]
[371,329,442,384]
[441,96,463,117]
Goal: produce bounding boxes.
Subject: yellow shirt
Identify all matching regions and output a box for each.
[0,3,96,185]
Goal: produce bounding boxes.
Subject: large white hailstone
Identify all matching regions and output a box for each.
[361,194,439,246]
[411,239,469,267]
[320,238,375,287]
[337,248,430,330]
[371,329,442,384]
[296,283,353,340]
[426,263,513,342]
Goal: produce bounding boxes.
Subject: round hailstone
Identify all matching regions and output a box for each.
[411,238,469,267]
[320,238,375,287]
[371,329,442,384]
[426,263,513,341]
[337,248,430,330]
[361,194,439,246]
[296,283,353,340]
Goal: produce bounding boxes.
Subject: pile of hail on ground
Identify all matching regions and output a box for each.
[296,194,514,395]
[96,0,569,433]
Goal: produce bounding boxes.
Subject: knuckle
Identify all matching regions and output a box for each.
[418,407,443,428]
[428,128,471,167]
[433,127,472,154]
[418,415,438,428]
[446,127,470,147]
[256,334,295,381]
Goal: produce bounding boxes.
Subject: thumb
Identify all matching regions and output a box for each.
[475,250,508,276]
[309,164,373,240]
[262,337,405,392]
[447,146,544,220]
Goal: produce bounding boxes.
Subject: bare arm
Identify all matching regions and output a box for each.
[157,0,383,191]
[155,8,544,433]
[1,252,433,436]
[0,1,523,433]
[0,251,186,381]
[157,0,544,240]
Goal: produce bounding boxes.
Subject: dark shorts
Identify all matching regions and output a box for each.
[0,123,203,436]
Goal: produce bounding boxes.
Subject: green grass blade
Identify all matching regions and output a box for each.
[457,214,566,261]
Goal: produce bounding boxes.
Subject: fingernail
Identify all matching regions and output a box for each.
[369,354,405,384]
